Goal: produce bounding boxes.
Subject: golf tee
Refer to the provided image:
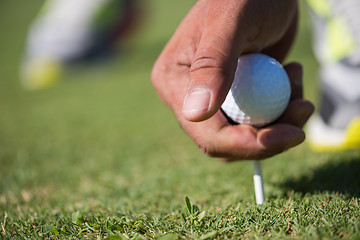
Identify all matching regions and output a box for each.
[253,160,265,205]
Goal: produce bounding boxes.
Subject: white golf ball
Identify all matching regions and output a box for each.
[221,53,291,127]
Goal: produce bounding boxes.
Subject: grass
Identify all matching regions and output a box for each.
[1,0,360,239]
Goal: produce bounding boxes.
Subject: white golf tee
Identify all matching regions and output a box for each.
[253,160,265,205]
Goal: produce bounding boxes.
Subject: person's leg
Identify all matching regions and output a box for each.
[306,0,360,151]
[21,0,142,90]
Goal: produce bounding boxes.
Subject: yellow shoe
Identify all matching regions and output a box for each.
[306,53,360,152]
[21,58,61,90]
[307,115,360,152]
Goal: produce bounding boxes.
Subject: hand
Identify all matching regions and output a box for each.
[151,0,314,161]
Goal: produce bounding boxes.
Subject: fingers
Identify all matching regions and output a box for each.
[181,111,306,162]
[181,0,298,122]
[152,0,305,161]
[278,99,315,128]
[276,62,315,127]
[284,62,303,99]
[256,124,305,157]
[203,61,313,161]
[261,6,298,62]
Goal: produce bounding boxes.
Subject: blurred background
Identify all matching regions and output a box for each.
[0,0,320,213]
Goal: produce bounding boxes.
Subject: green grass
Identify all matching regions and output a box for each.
[1,0,360,239]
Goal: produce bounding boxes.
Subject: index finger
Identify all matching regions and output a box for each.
[285,62,303,100]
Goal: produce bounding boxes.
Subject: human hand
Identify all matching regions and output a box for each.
[151,0,314,161]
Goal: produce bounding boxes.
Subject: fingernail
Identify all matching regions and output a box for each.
[182,88,212,119]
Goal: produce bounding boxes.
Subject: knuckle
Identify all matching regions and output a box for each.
[196,140,219,158]
[199,144,216,158]
[189,49,229,76]
[190,56,220,73]
[151,60,166,90]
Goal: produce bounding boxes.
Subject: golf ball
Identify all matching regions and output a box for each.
[221,53,291,127]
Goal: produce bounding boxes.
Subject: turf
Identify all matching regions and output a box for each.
[1,0,360,239]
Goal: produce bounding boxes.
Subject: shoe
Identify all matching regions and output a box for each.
[307,61,360,151]
[21,58,62,90]
[307,115,360,151]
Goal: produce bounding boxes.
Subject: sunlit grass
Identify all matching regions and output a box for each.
[1,1,359,239]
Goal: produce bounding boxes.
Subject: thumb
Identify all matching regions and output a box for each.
[181,50,238,122]
[181,19,243,122]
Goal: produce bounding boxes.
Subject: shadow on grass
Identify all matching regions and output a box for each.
[282,155,360,198]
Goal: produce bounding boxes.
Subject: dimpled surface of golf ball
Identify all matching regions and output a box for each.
[221,53,291,127]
